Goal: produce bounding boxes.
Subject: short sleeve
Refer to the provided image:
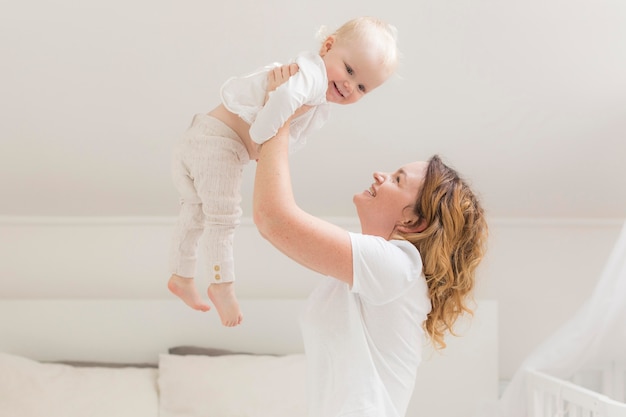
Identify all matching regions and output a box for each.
[349,232,424,305]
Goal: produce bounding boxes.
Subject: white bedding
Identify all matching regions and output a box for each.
[0,351,308,417]
[159,353,306,417]
[0,352,159,417]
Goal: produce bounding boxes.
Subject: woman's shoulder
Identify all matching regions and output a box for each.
[349,232,422,269]
[349,232,427,305]
[350,232,419,252]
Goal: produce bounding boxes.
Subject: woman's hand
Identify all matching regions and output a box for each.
[265,64,312,118]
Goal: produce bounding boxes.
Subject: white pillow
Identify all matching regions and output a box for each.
[0,352,159,417]
[158,353,307,417]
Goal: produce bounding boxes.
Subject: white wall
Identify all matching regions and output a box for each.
[1,0,625,219]
[1,216,623,381]
[482,218,623,379]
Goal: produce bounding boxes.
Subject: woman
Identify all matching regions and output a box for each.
[253,65,488,417]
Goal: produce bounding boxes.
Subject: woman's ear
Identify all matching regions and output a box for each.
[396,217,427,234]
[319,36,335,57]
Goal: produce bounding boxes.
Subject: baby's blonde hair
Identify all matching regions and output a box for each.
[316,16,400,74]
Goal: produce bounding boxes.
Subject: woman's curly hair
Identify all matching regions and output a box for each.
[393,155,488,350]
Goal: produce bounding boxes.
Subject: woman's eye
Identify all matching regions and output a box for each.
[395,176,400,183]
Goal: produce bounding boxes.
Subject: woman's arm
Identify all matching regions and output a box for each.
[253,93,353,285]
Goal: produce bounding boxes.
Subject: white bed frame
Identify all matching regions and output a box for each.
[528,369,626,417]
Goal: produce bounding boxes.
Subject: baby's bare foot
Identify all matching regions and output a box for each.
[207,282,243,327]
[168,274,211,312]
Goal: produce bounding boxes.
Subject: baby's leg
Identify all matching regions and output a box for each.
[167,205,211,311]
[193,118,249,326]
[207,281,242,327]
[168,274,211,312]
[167,116,211,312]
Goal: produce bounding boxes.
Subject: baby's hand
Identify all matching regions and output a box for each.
[266,63,299,94]
[265,63,312,118]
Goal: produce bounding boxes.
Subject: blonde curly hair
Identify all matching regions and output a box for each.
[393,155,488,350]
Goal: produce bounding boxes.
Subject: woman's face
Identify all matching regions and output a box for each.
[353,161,428,239]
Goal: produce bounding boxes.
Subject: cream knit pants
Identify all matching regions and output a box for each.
[169,114,249,283]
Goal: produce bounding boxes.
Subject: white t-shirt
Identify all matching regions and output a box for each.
[220,50,330,154]
[300,233,432,417]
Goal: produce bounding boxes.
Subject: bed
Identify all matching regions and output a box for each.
[0,298,310,417]
[0,217,498,417]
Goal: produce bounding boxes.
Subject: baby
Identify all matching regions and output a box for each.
[168,16,400,326]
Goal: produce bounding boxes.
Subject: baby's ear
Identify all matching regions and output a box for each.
[319,36,335,56]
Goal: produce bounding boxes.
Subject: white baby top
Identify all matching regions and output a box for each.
[220,50,330,154]
[300,233,432,417]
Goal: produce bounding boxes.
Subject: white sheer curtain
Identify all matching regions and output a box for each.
[479,220,626,417]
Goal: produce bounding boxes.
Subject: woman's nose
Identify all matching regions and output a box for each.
[373,172,385,183]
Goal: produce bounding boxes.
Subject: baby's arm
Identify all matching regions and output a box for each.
[266,64,312,119]
[250,57,320,144]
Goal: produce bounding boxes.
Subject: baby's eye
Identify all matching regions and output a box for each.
[345,64,354,75]
[358,84,366,93]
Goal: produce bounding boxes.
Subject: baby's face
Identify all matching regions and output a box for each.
[319,36,392,105]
